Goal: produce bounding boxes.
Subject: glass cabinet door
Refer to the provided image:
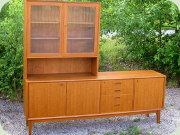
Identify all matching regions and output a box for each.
[30,5,61,55]
[66,6,96,54]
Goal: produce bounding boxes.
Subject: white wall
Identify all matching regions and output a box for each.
[170,0,180,10]
[0,0,11,11]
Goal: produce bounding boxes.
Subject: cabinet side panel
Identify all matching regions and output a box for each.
[23,80,28,119]
[134,78,165,110]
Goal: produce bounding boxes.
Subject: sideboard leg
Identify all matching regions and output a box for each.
[26,120,28,126]
[28,121,33,135]
[146,114,150,117]
[156,111,160,124]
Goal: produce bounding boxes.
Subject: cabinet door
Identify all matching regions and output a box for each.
[64,3,100,56]
[67,81,100,115]
[29,82,66,118]
[28,3,62,57]
[134,78,165,110]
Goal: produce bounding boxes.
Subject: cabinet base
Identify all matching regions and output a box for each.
[27,109,161,135]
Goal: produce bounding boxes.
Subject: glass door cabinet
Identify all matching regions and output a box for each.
[27,2,99,57]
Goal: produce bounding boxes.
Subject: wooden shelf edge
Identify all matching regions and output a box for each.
[27,56,98,59]
[31,37,60,39]
[68,22,94,25]
[26,70,166,83]
[67,38,94,40]
[31,21,60,24]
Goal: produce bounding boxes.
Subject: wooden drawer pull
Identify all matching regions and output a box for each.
[114,104,120,106]
[115,97,120,99]
[114,89,121,92]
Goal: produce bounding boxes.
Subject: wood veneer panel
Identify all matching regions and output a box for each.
[29,82,66,118]
[67,81,100,115]
[101,79,133,95]
[27,58,95,74]
[101,95,133,113]
[134,78,164,110]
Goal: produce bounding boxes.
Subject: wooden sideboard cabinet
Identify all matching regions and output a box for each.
[24,72,166,135]
[23,1,166,135]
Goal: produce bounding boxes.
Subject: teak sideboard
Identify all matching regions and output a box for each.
[23,1,166,135]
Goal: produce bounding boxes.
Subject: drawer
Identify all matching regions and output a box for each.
[100,95,133,113]
[101,79,133,95]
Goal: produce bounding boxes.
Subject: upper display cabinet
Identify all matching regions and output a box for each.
[26,1,100,58]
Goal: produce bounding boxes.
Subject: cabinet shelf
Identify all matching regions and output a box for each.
[31,37,60,39]
[67,38,93,40]
[27,73,95,82]
[31,21,60,24]
[68,22,94,25]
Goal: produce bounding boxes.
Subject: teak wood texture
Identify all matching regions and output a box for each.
[23,1,166,135]
[29,82,66,118]
[67,81,100,115]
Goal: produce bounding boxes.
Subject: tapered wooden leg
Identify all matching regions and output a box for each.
[146,114,149,117]
[156,111,160,124]
[26,120,29,126]
[28,121,33,135]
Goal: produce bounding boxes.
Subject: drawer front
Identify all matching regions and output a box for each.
[101,79,133,95]
[101,95,133,113]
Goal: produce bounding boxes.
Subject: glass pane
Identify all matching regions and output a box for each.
[31,39,59,53]
[67,6,95,53]
[67,39,94,53]
[30,5,60,54]
[31,5,60,22]
[67,24,94,38]
[68,6,95,23]
[31,23,60,38]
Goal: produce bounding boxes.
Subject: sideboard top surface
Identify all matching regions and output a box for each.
[27,70,166,82]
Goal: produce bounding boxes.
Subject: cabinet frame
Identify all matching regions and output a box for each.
[63,3,100,57]
[26,1,100,58]
[27,2,64,57]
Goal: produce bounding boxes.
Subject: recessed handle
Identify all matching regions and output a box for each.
[114,104,120,106]
[115,96,120,99]
[114,89,121,92]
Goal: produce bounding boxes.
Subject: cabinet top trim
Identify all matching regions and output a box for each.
[27,0,101,5]
[26,70,166,83]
